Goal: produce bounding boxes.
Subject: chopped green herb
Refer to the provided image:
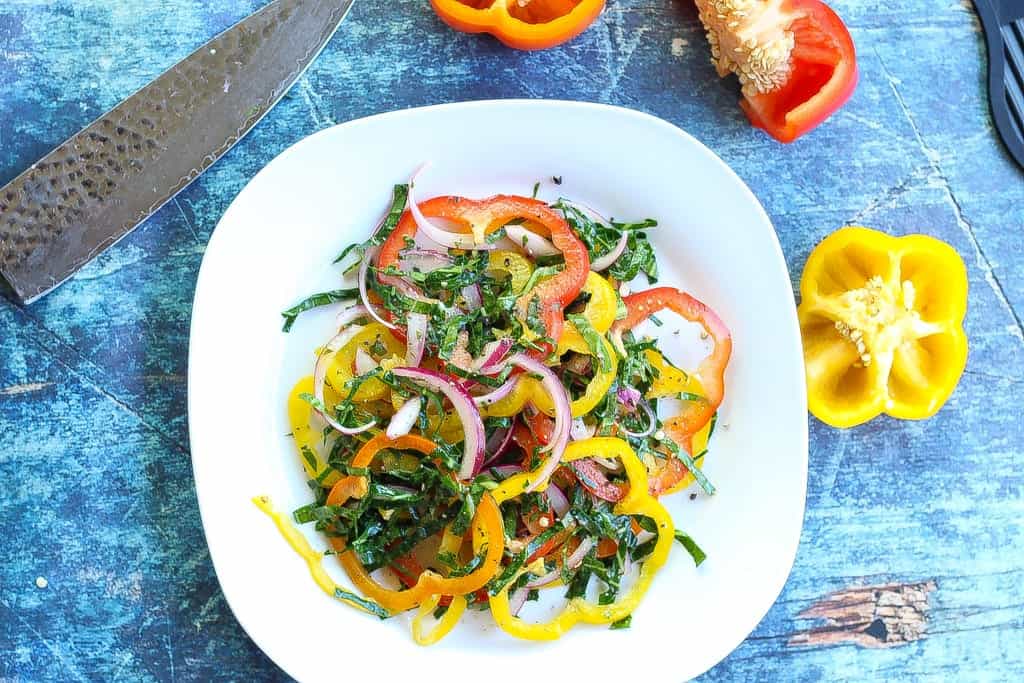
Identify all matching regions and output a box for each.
[674,530,707,567]
[610,615,632,630]
[334,587,391,619]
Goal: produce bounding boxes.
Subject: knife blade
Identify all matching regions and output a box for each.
[0,0,355,304]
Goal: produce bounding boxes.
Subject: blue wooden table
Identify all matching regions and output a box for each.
[2,1,1022,680]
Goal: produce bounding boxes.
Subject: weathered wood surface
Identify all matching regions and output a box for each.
[1,0,1022,680]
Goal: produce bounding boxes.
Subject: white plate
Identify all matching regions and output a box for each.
[189,100,807,683]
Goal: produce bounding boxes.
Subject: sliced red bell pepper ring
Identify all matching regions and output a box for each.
[614,287,731,443]
[377,195,590,358]
[610,287,732,494]
[571,454,689,502]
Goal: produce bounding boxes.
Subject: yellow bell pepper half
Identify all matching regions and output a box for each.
[798,226,968,428]
[488,437,675,640]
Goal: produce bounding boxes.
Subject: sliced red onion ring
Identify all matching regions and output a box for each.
[621,400,656,439]
[610,328,627,358]
[473,338,514,374]
[508,587,530,617]
[592,456,623,472]
[481,425,515,469]
[405,312,429,367]
[498,354,570,493]
[616,386,642,412]
[335,303,369,330]
[312,329,376,435]
[525,537,595,589]
[472,377,517,407]
[461,285,482,310]
[358,245,397,330]
[354,346,379,375]
[332,323,365,351]
[562,199,610,224]
[635,530,656,545]
[409,165,494,251]
[392,366,485,481]
[569,417,595,442]
[565,536,597,568]
[544,484,570,519]
[490,464,523,479]
[590,230,629,272]
[504,225,560,257]
[386,396,422,439]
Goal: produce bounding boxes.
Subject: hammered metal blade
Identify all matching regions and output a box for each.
[0,0,354,304]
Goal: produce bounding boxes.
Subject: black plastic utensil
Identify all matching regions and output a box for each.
[975,0,1024,169]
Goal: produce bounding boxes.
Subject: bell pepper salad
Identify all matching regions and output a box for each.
[262,173,733,644]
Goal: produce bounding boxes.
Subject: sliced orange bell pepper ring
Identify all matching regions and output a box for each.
[378,195,590,358]
[327,433,506,612]
[430,0,606,51]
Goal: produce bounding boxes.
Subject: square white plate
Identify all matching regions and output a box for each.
[189,100,807,682]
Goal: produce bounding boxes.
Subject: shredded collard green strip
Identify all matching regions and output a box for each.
[567,313,613,372]
[333,184,410,266]
[488,551,527,596]
[280,288,359,332]
[674,530,707,567]
[610,615,632,630]
[554,200,658,281]
[333,587,391,620]
[660,434,715,496]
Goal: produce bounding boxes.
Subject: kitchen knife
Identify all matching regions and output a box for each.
[0,0,355,304]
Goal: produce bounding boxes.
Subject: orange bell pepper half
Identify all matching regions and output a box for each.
[430,0,605,51]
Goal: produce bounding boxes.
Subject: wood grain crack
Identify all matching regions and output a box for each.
[0,381,53,396]
[874,46,1024,344]
[788,580,937,649]
[0,299,190,455]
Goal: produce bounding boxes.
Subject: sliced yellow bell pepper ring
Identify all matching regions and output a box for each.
[488,437,675,640]
[798,226,968,428]
[287,376,342,487]
[482,335,618,419]
[412,594,467,646]
[329,323,405,403]
[487,250,534,293]
[558,272,618,354]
